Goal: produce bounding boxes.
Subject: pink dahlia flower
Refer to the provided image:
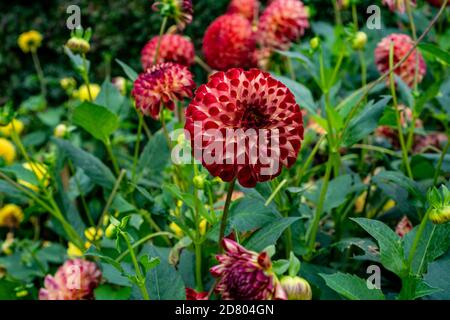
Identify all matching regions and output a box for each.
[257,0,309,50]
[210,238,287,300]
[132,62,195,119]
[202,14,257,71]
[382,0,416,13]
[374,33,426,87]
[39,259,101,300]
[395,216,413,238]
[227,0,260,21]
[141,34,195,69]
[185,68,304,188]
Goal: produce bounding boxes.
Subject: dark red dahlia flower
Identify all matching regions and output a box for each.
[152,0,193,30]
[202,14,257,71]
[132,62,195,119]
[210,238,287,300]
[141,34,195,70]
[185,68,303,188]
[382,0,416,13]
[257,0,309,50]
[227,0,260,21]
[185,288,209,300]
[395,216,413,238]
[426,0,450,7]
[374,33,426,88]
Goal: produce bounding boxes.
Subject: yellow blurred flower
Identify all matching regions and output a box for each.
[74,84,101,102]
[84,227,103,242]
[53,124,68,138]
[18,30,43,53]
[0,138,16,164]
[0,204,24,229]
[355,191,368,213]
[0,119,24,137]
[60,77,77,92]
[382,200,396,212]
[1,232,15,255]
[18,162,50,192]
[67,241,84,257]
[169,222,184,237]
[199,219,208,236]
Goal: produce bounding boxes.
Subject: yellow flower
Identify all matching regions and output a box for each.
[0,119,24,137]
[0,204,24,229]
[60,77,77,91]
[67,242,84,257]
[199,219,208,236]
[354,191,368,213]
[74,84,101,102]
[0,138,16,164]
[84,227,103,242]
[18,162,50,192]
[1,232,15,255]
[169,222,184,237]
[53,124,68,138]
[18,30,43,53]
[383,200,396,212]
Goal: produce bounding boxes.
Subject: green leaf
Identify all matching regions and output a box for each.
[245,217,300,252]
[423,252,450,299]
[0,180,27,201]
[399,275,441,300]
[64,47,89,73]
[320,272,385,300]
[138,130,170,183]
[53,138,116,190]
[116,59,138,82]
[352,218,407,276]
[73,102,119,144]
[95,284,132,300]
[343,97,390,147]
[419,43,450,65]
[95,79,125,114]
[139,255,160,273]
[272,74,316,113]
[334,237,380,263]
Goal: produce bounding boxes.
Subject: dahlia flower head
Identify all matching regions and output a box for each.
[227,0,260,21]
[395,216,413,238]
[202,14,257,71]
[257,0,309,51]
[185,68,303,188]
[152,0,193,30]
[210,238,287,300]
[141,34,195,70]
[185,288,209,300]
[132,62,195,119]
[374,33,426,88]
[39,259,101,300]
[382,0,416,13]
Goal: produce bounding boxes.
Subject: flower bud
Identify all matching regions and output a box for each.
[193,175,205,189]
[352,31,368,50]
[429,206,450,225]
[54,124,68,138]
[280,276,312,300]
[310,37,320,50]
[66,37,90,54]
[105,224,117,239]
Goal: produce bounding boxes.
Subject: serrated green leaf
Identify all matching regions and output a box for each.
[320,272,385,300]
[420,43,450,65]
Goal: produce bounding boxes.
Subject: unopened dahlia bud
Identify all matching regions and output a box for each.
[105,224,117,239]
[427,185,450,225]
[54,124,68,138]
[280,276,312,300]
[66,37,90,54]
[352,31,367,50]
[152,0,193,30]
[193,175,205,190]
[310,37,320,50]
[429,207,450,225]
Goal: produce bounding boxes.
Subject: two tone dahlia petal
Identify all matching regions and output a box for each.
[210,239,287,300]
[374,33,426,88]
[257,0,309,50]
[227,0,260,21]
[202,14,257,71]
[185,68,303,188]
[132,62,195,119]
[39,259,101,300]
[141,34,195,69]
[382,0,416,13]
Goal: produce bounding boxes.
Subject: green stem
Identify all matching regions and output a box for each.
[121,231,150,300]
[31,50,47,98]
[153,16,168,65]
[295,135,326,186]
[433,134,450,185]
[81,53,93,101]
[218,177,236,253]
[195,56,213,74]
[105,138,120,176]
[132,112,144,184]
[195,242,204,292]
[265,178,288,206]
[406,208,431,269]
[115,231,174,262]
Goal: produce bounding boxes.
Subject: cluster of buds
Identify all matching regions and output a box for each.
[65,27,92,54]
[427,185,450,225]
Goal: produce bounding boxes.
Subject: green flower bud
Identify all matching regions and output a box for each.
[105,224,117,239]
[310,37,320,50]
[280,276,312,300]
[429,206,450,225]
[66,37,90,54]
[352,31,368,50]
[193,175,205,190]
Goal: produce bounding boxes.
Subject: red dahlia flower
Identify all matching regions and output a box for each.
[141,34,195,69]
[227,0,260,21]
[132,62,195,119]
[374,33,426,88]
[382,0,416,13]
[395,216,413,238]
[257,0,309,50]
[186,288,209,300]
[152,0,193,30]
[39,259,101,300]
[427,0,450,7]
[202,14,257,71]
[185,68,303,188]
[210,238,287,300]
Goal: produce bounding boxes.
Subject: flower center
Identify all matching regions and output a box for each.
[240,105,270,129]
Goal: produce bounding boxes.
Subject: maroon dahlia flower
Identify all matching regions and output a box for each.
[426,0,450,7]
[210,238,287,300]
[227,0,260,21]
[184,68,303,188]
[202,14,257,71]
[132,62,195,119]
[141,34,195,69]
[185,288,209,300]
[257,0,309,50]
[374,33,426,88]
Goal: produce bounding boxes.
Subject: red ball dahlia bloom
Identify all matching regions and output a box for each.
[202,14,257,71]
[257,0,309,50]
[141,34,195,69]
[210,238,287,300]
[132,62,195,119]
[374,33,426,88]
[227,0,260,21]
[152,0,193,30]
[185,68,303,188]
[426,0,450,7]
[382,0,416,13]
[39,259,101,300]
